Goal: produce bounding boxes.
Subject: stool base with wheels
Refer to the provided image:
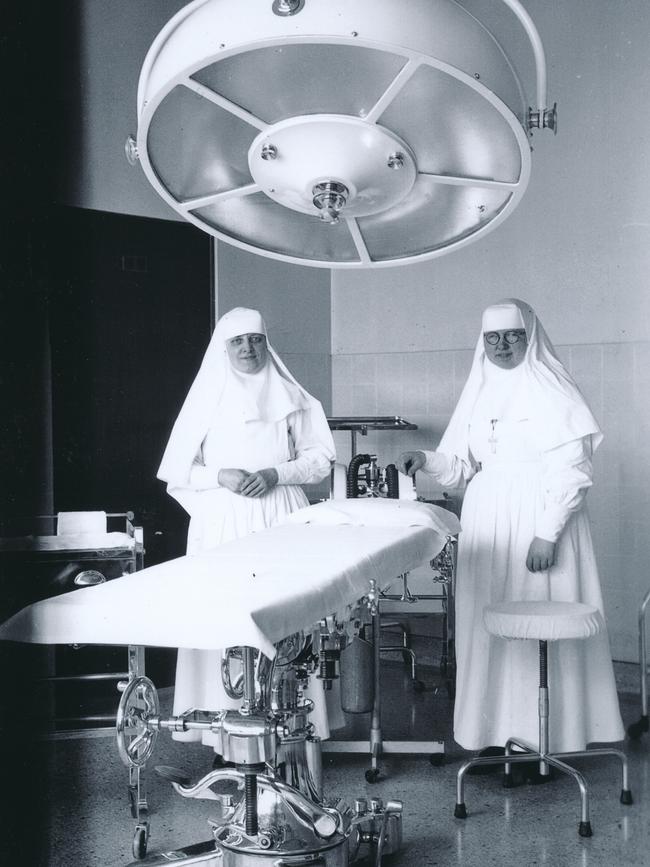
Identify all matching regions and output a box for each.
[453,601,632,838]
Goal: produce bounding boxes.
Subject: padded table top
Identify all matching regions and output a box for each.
[0,522,448,658]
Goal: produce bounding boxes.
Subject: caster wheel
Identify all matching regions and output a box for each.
[413,680,425,693]
[132,825,148,860]
[626,717,649,740]
[502,773,515,789]
[365,768,381,783]
[429,753,444,767]
[578,821,593,838]
[446,680,456,700]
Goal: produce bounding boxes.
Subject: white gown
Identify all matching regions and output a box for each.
[172,407,343,745]
[425,416,624,752]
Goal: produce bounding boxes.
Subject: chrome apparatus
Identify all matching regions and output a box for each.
[117,604,403,866]
[129,0,557,268]
[327,416,419,500]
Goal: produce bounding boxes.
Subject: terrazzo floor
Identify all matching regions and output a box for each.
[4,639,649,867]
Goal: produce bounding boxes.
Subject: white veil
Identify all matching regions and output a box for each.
[157,307,335,490]
[438,298,603,460]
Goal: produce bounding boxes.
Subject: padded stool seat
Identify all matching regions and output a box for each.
[484,601,604,642]
[454,599,631,838]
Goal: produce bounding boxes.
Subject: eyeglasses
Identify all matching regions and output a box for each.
[483,329,526,346]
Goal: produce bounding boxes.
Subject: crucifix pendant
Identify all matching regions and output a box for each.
[488,419,498,453]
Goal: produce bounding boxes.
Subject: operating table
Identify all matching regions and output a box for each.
[0,499,460,865]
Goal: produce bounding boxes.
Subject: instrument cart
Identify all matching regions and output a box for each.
[324,416,458,779]
[0,510,150,856]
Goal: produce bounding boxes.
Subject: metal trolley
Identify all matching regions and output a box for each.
[322,415,459,779]
[322,538,457,781]
[0,510,149,856]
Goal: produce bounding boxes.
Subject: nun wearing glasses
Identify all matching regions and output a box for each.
[398,299,623,764]
[157,306,338,747]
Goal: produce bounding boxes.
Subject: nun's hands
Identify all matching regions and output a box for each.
[239,468,279,498]
[526,537,557,573]
[218,468,251,493]
[396,451,426,476]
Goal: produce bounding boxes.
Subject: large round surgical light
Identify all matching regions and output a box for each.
[133,0,556,268]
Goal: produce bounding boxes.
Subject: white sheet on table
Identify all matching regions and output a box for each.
[0,523,446,659]
[286,498,461,535]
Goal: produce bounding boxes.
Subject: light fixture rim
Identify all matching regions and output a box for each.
[136,19,533,268]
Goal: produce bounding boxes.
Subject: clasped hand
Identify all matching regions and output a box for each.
[396,450,426,476]
[218,467,279,497]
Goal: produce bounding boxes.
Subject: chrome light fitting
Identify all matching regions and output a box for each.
[131,0,557,268]
[312,182,349,225]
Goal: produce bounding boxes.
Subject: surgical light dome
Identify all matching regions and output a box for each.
[131,0,556,268]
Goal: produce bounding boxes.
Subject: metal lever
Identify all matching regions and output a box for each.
[170,768,339,839]
[374,800,402,866]
[167,767,242,802]
[267,777,339,839]
[154,765,192,786]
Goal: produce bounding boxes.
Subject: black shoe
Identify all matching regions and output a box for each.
[466,746,506,775]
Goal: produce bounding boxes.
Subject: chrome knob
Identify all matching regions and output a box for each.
[261,144,278,160]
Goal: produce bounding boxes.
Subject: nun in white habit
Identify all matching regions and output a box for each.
[398,298,624,754]
[158,306,339,745]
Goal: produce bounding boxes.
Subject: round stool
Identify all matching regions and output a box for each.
[454,600,632,838]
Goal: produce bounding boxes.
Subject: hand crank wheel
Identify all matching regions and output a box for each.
[116,676,159,768]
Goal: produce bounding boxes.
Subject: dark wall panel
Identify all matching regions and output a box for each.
[49,207,213,565]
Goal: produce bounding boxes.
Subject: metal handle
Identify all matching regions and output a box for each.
[274,858,326,866]
[375,800,403,867]
[171,768,338,838]
[266,778,339,839]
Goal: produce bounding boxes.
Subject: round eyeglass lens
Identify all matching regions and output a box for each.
[484,330,526,345]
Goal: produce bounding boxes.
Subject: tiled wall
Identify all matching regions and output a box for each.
[332,341,650,663]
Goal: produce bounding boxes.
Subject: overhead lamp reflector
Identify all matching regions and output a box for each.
[134,0,556,268]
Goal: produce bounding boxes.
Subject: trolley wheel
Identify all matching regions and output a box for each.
[413,679,425,693]
[429,753,445,767]
[626,716,649,740]
[132,825,148,860]
[365,768,381,784]
[446,679,456,700]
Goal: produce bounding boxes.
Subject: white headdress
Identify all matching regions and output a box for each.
[438,298,603,458]
[157,307,334,487]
